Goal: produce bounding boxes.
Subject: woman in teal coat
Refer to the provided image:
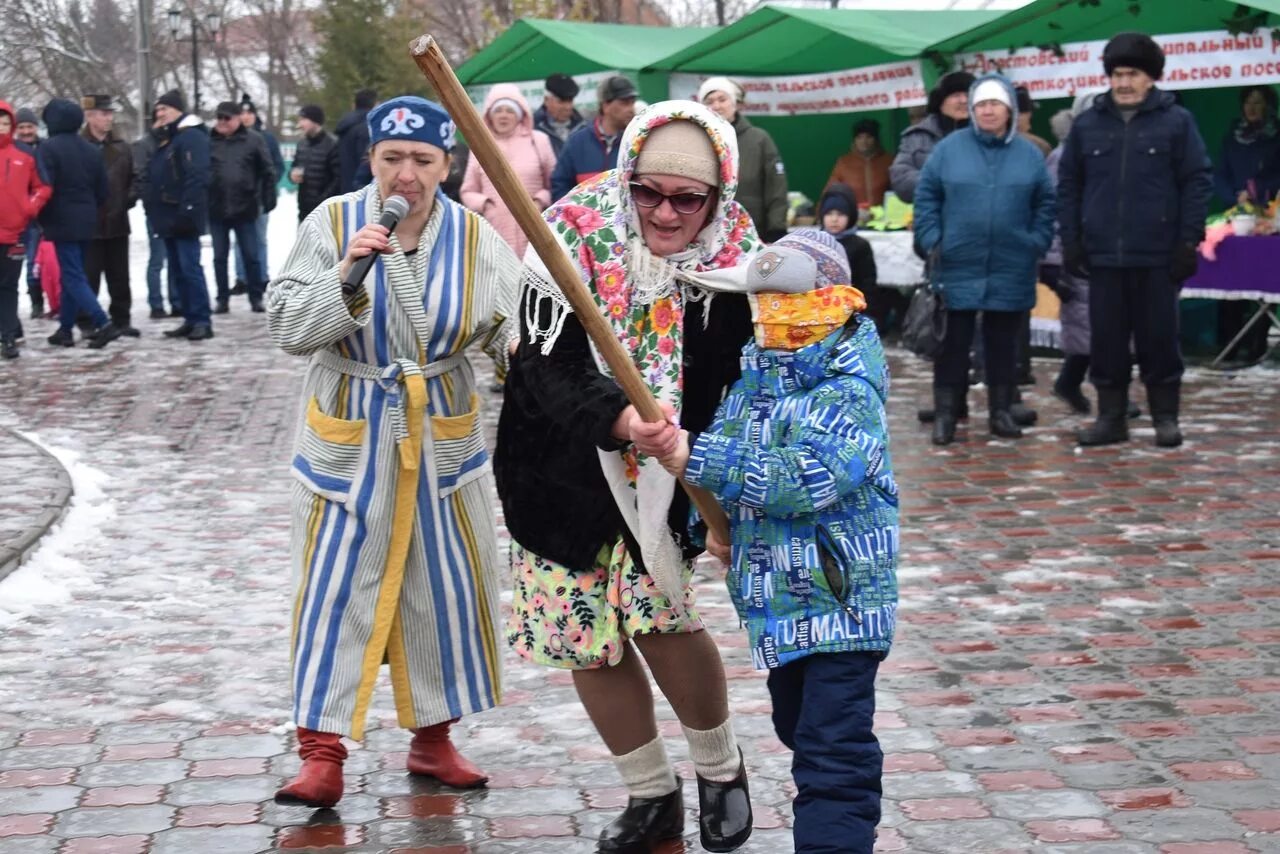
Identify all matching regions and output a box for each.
[913,74,1055,445]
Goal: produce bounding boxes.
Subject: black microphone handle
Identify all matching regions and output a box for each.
[341,207,404,293]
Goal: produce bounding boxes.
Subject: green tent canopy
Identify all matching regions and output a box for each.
[455,19,716,102]
[653,5,1003,74]
[647,6,1001,202]
[928,0,1280,59]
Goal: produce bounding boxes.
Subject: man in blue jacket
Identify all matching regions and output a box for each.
[549,76,636,202]
[37,98,121,350]
[1059,33,1212,448]
[146,90,215,342]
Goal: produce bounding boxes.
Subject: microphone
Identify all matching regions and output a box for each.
[341,194,412,295]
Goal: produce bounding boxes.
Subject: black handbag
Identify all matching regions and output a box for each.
[902,284,947,359]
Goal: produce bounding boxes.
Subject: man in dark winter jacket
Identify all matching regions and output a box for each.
[334,88,375,193]
[291,105,340,221]
[209,101,276,313]
[80,95,139,337]
[550,76,636,201]
[533,73,584,158]
[236,96,283,289]
[889,71,974,203]
[37,98,121,349]
[133,107,181,319]
[146,89,215,341]
[1059,33,1212,449]
[14,107,44,320]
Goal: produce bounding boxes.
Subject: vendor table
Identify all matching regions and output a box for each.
[1184,234,1280,367]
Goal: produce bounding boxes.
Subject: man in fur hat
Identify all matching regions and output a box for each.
[1058,32,1212,449]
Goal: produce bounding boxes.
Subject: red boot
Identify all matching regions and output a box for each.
[275,728,348,808]
[406,719,488,788]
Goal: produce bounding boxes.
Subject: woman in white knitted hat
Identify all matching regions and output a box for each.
[496,101,757,853]
[699,76,789,241]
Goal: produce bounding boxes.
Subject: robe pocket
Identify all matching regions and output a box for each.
[431,392,489,497]
[291,396,368,503]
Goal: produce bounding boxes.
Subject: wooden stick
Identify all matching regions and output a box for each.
[410,34,731,545]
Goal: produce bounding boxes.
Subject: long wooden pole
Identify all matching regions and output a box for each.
[409,34,731,546]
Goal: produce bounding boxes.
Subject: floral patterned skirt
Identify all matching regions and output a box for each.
[506,537,702,671]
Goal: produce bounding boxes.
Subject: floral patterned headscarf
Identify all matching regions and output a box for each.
[521,99,759,611]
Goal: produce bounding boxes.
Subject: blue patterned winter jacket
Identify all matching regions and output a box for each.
[684,316,899,670]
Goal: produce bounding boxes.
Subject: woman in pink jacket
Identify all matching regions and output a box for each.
[461,84,557,259]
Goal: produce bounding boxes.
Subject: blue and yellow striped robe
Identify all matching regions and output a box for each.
[267,186,519,740]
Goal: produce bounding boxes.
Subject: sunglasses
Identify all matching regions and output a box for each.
[629,182,711,215]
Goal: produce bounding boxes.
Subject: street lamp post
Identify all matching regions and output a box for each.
[167,5,222,115]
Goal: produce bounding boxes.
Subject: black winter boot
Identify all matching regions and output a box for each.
[1010,385,1038,426]
[87,322,122,350]
[931,386,962,446]
[46,328,75,347]
[1077,387,1130,446]
[1052,354,1092,414]
[988,385,1023,438]
[1,337,17,359]
[917,399,968,424]
[1147,383,1183,448]
[597,781,684,853]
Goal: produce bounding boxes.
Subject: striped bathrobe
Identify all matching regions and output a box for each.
[267,185,519,740]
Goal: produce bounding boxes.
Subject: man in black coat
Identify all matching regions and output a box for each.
[37,98,120,349]
[1059,32,1212,448]
[334,88,375,193]
[291,104,340,221]
[80,95,139,337]
[533,73,584,158]
[146,89,215,341]
[235,96,284,289]
[209,101,277,313]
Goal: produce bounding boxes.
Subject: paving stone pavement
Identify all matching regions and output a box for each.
[0,428,74,583]
[0,304,1278,854]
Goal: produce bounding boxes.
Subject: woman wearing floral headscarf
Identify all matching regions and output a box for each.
[495,101,756,853]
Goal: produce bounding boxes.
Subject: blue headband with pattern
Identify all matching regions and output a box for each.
[367,96,456,152]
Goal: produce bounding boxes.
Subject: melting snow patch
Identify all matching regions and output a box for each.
[1104,597,1162,611]
[0,433,115,627]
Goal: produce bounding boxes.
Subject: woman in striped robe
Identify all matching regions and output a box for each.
[266,96,520,809]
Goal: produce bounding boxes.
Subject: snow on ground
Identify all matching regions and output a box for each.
[0,433,115,627]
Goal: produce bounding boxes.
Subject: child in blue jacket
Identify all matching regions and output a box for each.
[632,229,899,853]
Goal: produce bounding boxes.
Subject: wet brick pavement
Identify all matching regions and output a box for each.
[0,302,1278,853]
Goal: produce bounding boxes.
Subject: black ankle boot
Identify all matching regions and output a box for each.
[1077,387,1130,446]
[1052,354,1092,414]
[597,780,684,853]
[917,399,968,424]
[931,385,962,446]
[698,751,752,853]
[1009,385,1038,426]
[1148,383,1183,448]
[988,385,1023,438]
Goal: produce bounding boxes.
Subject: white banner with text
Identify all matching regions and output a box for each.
[668,59,929,117]
[955,29,1280,98]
